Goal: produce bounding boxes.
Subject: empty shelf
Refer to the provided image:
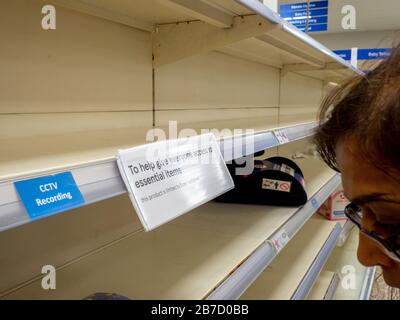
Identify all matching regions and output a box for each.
[51,0,252,31]
[0,120,317,233]
[50,0,362,78]
[221,1,363,78]
[2,157,338,299]
[240,216,341,300]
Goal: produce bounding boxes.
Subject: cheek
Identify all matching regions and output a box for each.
[357,234,375,267]
[339,173,351,196]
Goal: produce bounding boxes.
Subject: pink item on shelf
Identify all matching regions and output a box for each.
[317,186,350,221]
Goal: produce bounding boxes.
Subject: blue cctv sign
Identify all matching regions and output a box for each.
[14,172,85,219]
[280,1,329,33]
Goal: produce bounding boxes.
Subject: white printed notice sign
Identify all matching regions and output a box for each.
[117,133,234,231]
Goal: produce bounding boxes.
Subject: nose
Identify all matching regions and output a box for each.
[357,232,394,268]
[357,209,395,268]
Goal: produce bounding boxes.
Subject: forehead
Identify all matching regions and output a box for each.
[335,140,400,200]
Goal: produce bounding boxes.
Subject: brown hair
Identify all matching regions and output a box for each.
[314,44,400,172]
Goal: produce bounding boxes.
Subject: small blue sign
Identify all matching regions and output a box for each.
[358,48,391,60]
[333,49,352,61]
[280,2,308,12]
[14,172,85,219]
[307,24,328,32]
[280,1,329,33]
[288,19,306,26]
[311,198,319,209]
[281,8,328,19]
[297,24,328,32]
[289,16,328,26]
[333,48,391,61]
[281,10,307,19]
[309,0,329,9]
[280,0,328,13]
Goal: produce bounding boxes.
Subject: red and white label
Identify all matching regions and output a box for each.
[270,229,291,253]
[262,178,292,193]
[274,130,290,144]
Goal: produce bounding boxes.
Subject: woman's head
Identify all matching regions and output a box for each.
[314,44,400,287]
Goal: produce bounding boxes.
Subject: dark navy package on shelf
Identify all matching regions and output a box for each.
[216,156,307,206]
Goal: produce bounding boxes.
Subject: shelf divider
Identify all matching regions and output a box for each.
[307,271,339,300]
[359,267,377,300]
[292,223,342,300]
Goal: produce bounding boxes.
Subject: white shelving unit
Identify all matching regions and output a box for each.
[1,0,364,300]
[45,0,363,84]
[0,0,363,233]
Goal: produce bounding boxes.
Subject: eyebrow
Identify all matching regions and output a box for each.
[349,193,400,206]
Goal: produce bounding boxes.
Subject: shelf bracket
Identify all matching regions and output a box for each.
[325,62,347,70]
[281,63,350,80]
[281,63,324,77]
[153,14,279,68]
[256,34,326,69]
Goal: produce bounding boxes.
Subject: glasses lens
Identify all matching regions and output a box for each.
[364,232,400,263]
[370,224,400,255]
[345,203,400,262]
[345,203,362,226]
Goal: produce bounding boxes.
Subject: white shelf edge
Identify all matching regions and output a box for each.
[0,121,317,233]
[233,0,365,77]
[0,161,127,232]
[281,23,364,77]
[324,273,340,300]
[359,267,377,300]
[337,219,355,247]
[291,222,342,300]
[206,173,341,300]
[220,121,317,161]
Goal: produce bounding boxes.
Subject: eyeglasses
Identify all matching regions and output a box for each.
[344,202,400,263]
